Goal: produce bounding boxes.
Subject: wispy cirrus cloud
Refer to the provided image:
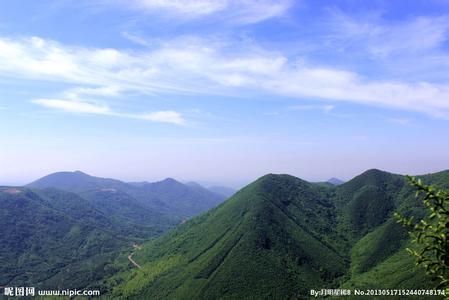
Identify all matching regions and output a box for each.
[63,86,122,99]
[32,99,110,114]
[131,0,228,16]
[1,33,449,118]
[327,11,449,58]
[101,0,293,24]
[290,104,335,113]
[122,32,152,47]
[31,98,186,125]
[324,10,449,82]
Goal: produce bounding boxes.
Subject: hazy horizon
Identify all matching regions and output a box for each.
[1,0,449,186]
[2,166,449,190]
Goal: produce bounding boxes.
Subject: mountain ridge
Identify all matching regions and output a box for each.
[107,173,348,298]
[4,168,448,298]
[105,169,447,298]
[26,171,226,219]
[0,171,229,291]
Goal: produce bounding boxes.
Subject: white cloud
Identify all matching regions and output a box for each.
[31,98,186,125]
[135,0,227,16]
[103,0,292,24]
[137,111,186,124]
[63,86,122,99]
[269,70,449,117]
[324,11,449,82]
[290,104,335,113]
[328,13,449,58]
[227,0,292,24]
[32,99,111,114]
[122,32,152,46]
[1,34,449,118]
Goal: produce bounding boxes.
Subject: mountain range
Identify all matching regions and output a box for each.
[0,171,229,290]
[327,177,345,185]
[104,169,448,299]
[1,169,447,298]
[27,171,226,219]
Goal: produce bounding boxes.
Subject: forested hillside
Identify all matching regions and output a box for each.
[2,169,446,298]
[0,171,227,290]
[105,169,449,299]
[0,187,131,289]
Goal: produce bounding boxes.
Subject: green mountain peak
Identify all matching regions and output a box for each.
[108,173,348,299]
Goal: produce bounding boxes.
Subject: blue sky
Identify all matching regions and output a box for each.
[1,0,449,187]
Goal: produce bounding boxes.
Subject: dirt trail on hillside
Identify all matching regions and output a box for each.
[128,243,142,269]
[127,253,142,269]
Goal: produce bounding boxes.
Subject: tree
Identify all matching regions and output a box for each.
[395,176,448,297]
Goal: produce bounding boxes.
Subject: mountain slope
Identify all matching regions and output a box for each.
[2,170,228,292]
[108,175,348,299]
[106,169,449,299]
[335,169,441,290]
[75,188,175,235]
[0,182,223,290]
[28,171,177,236]
[0,187,130,289]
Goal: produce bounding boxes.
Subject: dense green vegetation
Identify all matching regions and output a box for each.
[0,188,129,289]
[106,175,347,298]
[2,169,448,298]
[105,169,449,299]
[396,177,449,294]
[0,171,227,291]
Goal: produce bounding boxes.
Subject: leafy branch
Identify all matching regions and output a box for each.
[394,176,448,295]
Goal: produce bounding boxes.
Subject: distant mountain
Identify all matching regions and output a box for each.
[27,171,176,230]
[27,170,130,192]
[184,181,204,189]
[134,178,225,218]
[27,171,226,219]
[184,182,236,198]
[207,186,236,198]
[106,169,449,298]
[327,177,345,185]
[126,181,149,188]
[77,188,175,231]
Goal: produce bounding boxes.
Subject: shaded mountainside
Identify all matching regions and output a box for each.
[106,169,449,299]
